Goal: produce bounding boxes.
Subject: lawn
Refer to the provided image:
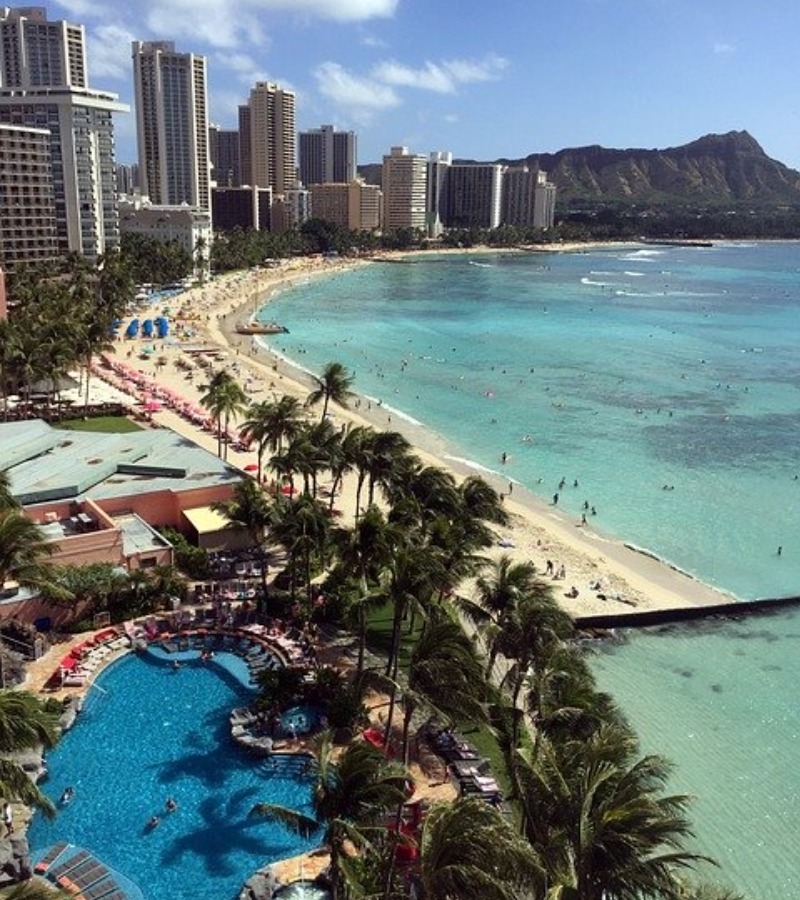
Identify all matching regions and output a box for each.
[54,415,143,433]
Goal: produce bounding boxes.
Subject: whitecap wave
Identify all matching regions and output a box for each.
[624,271,646,277]
[444,455,503,478]
[363,396,423,426]
[581,277,610,286]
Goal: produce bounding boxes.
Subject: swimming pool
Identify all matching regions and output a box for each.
[29,651,320,900]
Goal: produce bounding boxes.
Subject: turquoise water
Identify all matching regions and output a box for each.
[259,243,800,898]
[29,653,318,900]
[262,243,800,601]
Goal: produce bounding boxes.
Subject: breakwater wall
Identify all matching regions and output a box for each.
[574,594,800,631]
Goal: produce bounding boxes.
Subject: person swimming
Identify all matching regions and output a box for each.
[147,815,161,830]
[59,787,75,805]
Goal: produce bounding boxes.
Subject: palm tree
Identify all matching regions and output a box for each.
[0,882,70,899]
[461,554,540,678]
[0,510,57,591]
[517,722,712,900]
[418,797,543,900]
[398,617,488,767]
[0,472,17,511]
[252,734,409,900]
[331,506,398,674]
[240,395,304,483]
[0,691,60,818]
[306,361,355,422]
[200,370,247,459]
[214,479,273,603]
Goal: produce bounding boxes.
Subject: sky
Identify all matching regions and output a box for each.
[48,0,800,169]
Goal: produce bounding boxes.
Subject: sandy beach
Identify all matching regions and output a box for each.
[102,249,735,620]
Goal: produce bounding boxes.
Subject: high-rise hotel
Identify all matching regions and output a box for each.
[132,40,210,210]
[0,6,127,260]
[239,82,295,195]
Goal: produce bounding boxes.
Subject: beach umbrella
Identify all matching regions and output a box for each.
[244,463,259,472]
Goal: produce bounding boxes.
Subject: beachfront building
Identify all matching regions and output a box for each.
[132,40,211,212]
[239,82,296,196]
[0,418,248,622]
[211,185,272,231]
[440,163,503,230]
[0,7,127,260]
[502,167,557,229]
[118,196,211,278]
[273,182,311,231]
[0,123,58,271]
[308,179,381,231]
[382,146,427,232]
[298,124,356,187]
[209,123,240,187]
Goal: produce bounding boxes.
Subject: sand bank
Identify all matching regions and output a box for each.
[107,251,736,621]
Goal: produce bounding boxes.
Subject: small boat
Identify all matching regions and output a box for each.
[235,321,289,335]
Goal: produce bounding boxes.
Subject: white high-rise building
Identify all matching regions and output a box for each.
[0,7,127,259]
[382,146,427,232]
[426,151,452,238]
[240,82,296,196]
[132,41,210,211]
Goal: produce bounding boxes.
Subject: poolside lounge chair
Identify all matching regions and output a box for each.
[58,858,110,893]
[75,877,121,900]
[34,841,70,873]
[49,849,92,882]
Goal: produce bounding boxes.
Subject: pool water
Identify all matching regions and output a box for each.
[29,652,320,900]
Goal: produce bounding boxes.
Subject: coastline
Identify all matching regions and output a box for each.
[106,249,737,620]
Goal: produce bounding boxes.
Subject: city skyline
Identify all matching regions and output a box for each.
[47,0,800,171]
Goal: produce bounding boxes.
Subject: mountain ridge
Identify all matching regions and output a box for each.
[360,132,800,207]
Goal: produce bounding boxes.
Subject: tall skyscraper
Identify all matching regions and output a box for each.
[209,124,240,187]
[382,146,427,232]
[0,123,58,270]
[132,40,210,210]
[441,164,503,229]
[0,6,127,259]
[239,82,295,195]
[298,124,356,186]
[502,167,557,229]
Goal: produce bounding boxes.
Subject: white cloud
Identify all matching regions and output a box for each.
[213,51,270,85]
[372,53,508,94]
[713,41,736,55]
[53,0,108,15]
[314,61,400,122]
[87,24,136,81]
[443,114,459,124]
[361,35,389,49]
[108,0,397,50]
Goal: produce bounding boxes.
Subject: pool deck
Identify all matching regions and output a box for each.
[20,620,456,896]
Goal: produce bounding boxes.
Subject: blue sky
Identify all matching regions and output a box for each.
[51,0,800,170]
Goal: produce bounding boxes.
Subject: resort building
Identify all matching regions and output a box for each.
[118,196,212,278]
[211,185,272,231]
[132,40,211,212]
[308,179,381,231]
[0,418,247,621]
[440,163,503,230]
[381,146,427,232]
[239,82,296,196]
[0,7,127,260]
[502,166,557,229]
[209,123,240,187]
[273,182,310,231]
[0,122,58,271]
[298,124,356,187]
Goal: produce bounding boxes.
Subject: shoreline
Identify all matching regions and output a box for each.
[151,251,738,619]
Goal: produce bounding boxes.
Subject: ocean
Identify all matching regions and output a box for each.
[257,242,800,897]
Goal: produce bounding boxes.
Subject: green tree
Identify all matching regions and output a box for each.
[306,362,356,422]
[0,510,57,592]
[0,691,60,817]
[200,370,247,459]
[252,734,409,900]
[418,797,543,900]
